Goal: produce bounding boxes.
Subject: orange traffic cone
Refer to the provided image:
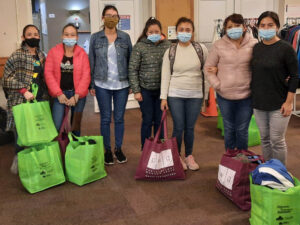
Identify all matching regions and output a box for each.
[201,87,218,117]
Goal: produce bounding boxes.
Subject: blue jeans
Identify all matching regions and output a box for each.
[138,88,162,148]
[168,97,203,157]
[217,94,253,150]
[95,86,129,150]
[52,90,86,136]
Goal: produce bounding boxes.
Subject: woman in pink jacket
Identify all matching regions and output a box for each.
[45,24,91,136]
[204,14,257,151]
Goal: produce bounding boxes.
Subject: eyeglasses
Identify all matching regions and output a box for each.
[104,14,119,18]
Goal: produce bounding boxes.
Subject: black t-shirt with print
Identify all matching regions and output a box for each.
[60,56,74,91]
[29,55,45,100]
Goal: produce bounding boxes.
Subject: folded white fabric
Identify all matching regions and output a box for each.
[252,159,295,191]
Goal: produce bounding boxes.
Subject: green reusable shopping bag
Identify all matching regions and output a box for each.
[249,176,300,225]
[247,116,261,147]
[18,141,66,194]
[217,110,261,147]
[65,133,107,186]
[217,108,224,136]
[12,84,58,146]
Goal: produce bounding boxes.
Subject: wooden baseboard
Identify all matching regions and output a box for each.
[0,57,8,78]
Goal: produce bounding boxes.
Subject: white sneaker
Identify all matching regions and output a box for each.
[185,155,199,171]
[10,155,18,175]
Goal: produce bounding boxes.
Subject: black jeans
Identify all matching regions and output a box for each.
[138,88,162,148]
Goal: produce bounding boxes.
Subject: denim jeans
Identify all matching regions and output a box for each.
[168,97,203,157]
[254,109,291,165]
[217,94,253,150]
[52,90,86,136]
[95,86,129,150]
[138,88,162,148]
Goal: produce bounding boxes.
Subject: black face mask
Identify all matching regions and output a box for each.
[25,38,40,48]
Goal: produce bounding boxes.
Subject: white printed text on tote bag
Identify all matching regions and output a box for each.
[147,149,174,170]
[218,164,236,190]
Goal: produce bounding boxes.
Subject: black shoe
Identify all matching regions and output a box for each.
[104,150,114,165]
[114,147,127,164]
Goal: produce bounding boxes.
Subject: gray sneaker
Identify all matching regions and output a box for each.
[10,155,18,175]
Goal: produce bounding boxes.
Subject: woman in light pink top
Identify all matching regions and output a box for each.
[204,14,257,151]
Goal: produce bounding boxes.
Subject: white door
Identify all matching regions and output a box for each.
[197,0,227,43]
[235,0,275,18]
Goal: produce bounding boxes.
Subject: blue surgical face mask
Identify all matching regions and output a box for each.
[177,32,192,43]
[258,29,276,40]
[147,34,161,43]
[227,27,243,40]
[63,38,77,47]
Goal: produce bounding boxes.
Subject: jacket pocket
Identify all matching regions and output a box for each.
[94,43,105,57]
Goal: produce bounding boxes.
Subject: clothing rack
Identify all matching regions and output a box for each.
[282,18,300,117]
[285,17,300,26]
[212,19,223,42]
[244,18,258,27]
[214,19,223,34]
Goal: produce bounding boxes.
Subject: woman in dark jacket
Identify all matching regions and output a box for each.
[128,17,170,150]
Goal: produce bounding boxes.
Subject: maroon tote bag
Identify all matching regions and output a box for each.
[57,106,70,158]
[216,149,264,211]
[135,111,185,180]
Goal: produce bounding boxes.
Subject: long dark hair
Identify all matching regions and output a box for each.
[257,11,280,28]
[21,24,40,46]
[137,17,162,42]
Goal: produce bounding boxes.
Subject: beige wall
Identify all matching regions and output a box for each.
[45,0,90,51]
[0,0,32,57]
[284,0,300,21]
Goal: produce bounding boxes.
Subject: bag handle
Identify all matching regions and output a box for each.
[59,106,71,134]
[31,83,38,98]
[153,110,168,143]
[68,132,74,142]
[67,132,90,145]
[25,83,39,104]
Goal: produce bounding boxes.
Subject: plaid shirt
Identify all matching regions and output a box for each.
[2,45,46,130]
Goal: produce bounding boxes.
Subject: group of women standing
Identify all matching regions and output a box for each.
[206,11,298,166]
[3,5,298,175]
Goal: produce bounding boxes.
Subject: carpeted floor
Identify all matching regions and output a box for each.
[1,95,300,225]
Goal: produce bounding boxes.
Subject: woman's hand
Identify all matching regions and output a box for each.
[66,94,79,107]
[74,94,79,103]
[58,94,68,104]
[207,67,218,74]
[280,101,293,117]
[23,91,35,101]
[161,99,168,111]
[66,97,76,107]
[90,89,96,96]
[134,93,143,102]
